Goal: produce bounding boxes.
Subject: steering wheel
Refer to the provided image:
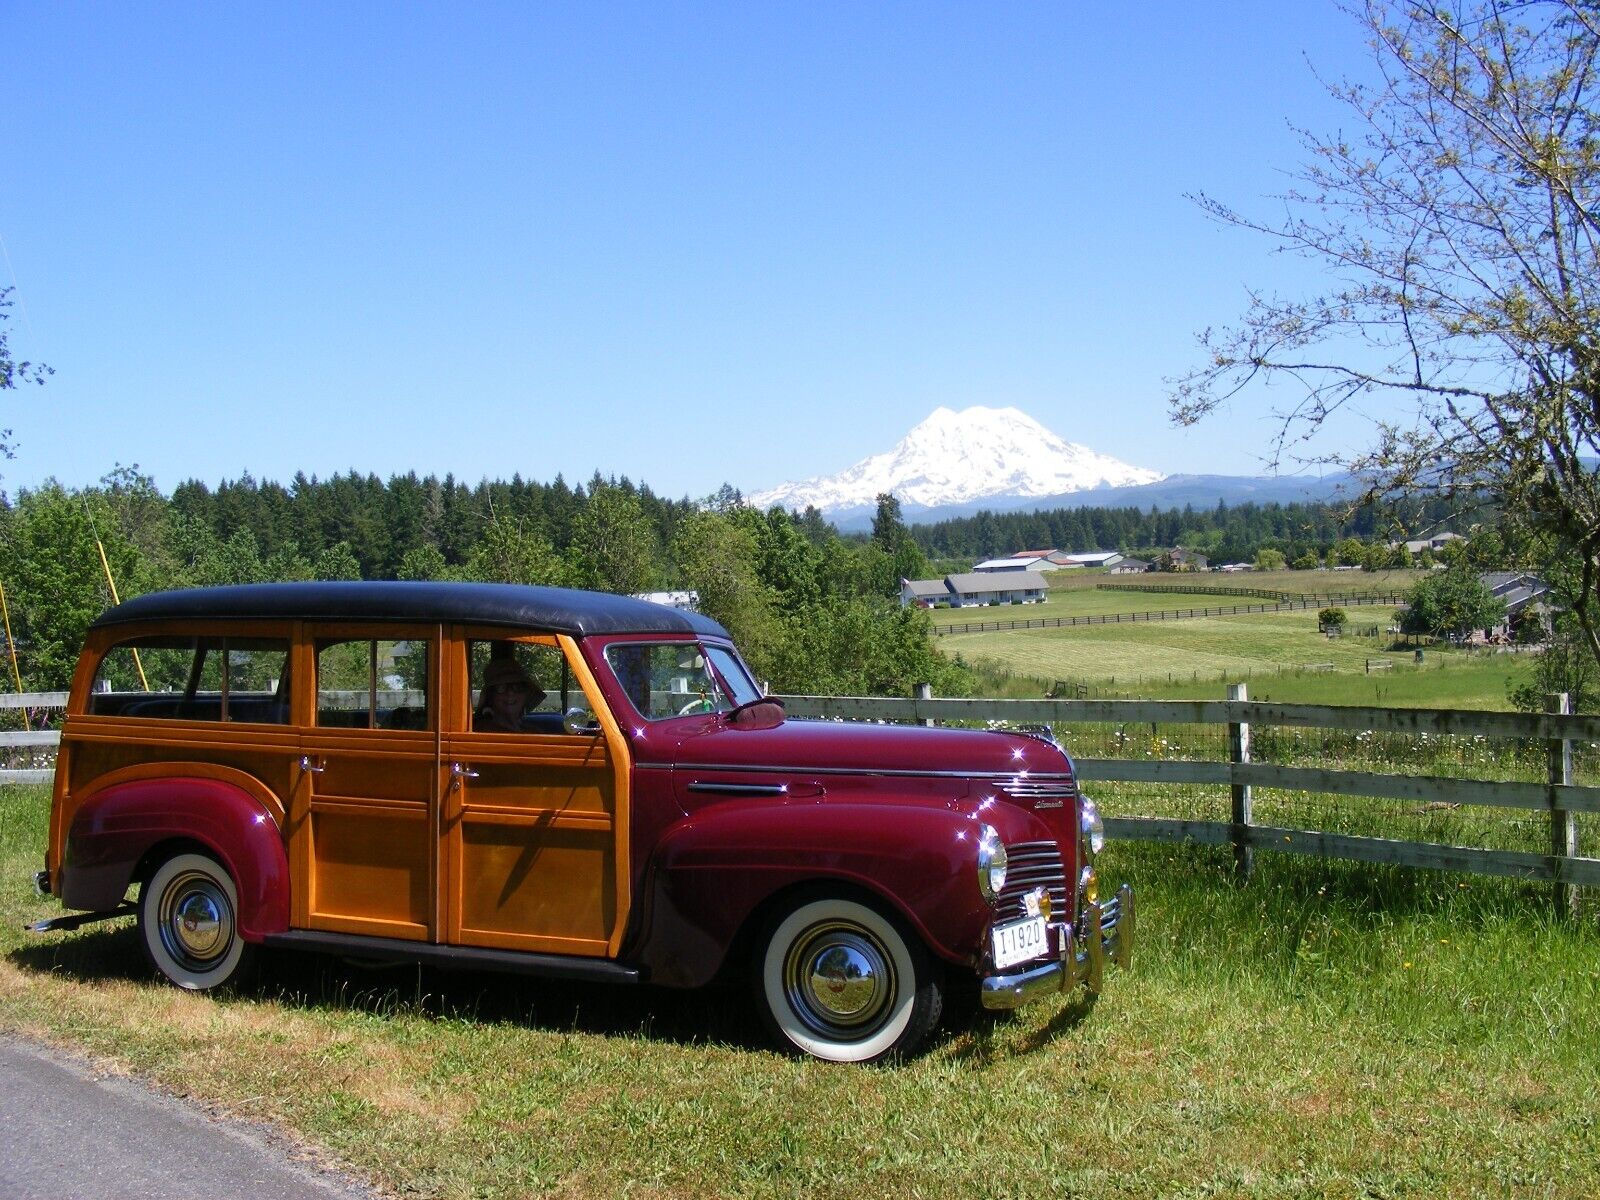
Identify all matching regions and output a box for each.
[678,697,715,716]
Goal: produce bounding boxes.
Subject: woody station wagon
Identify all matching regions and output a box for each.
[32,582,1131,1062]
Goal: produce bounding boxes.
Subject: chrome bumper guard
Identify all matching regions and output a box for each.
[980,883,1134,1011]
[32,870,50,898]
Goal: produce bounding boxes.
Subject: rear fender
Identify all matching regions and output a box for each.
[632,799,998,988]
[61,772,289,941]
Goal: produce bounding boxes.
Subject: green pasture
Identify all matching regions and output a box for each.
[5,783,1600,1198]
[937,586,1241,623]
[945,609,1393,685]
[940,596,1542,710]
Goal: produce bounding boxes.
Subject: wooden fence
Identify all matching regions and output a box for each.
[7,687,1594,912]
[932,592,1404,636]
[779,688,1598,915]
[1094,583,1407,603]
[0,692,67,784]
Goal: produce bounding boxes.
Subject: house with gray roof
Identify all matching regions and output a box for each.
[899,571,1049,608]
[943,571,1049,607]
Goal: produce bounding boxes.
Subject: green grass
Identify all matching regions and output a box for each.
[940,597,1540,710]
[948,609,1396,685]
[6,782,1600,1197]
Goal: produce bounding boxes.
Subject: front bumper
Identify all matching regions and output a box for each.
[980,883,1134,1011]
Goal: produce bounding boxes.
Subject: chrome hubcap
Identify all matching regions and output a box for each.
[159,871,233,968]
[785,923,894,1036]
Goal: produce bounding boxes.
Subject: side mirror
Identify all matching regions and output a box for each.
[563,706,601,736]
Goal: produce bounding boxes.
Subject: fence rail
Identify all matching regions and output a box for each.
[931,592,1404,636]
[779,691,1597,911]
[0,691,67,784]
[1094,583,1405,602]
[8,688,1595,909]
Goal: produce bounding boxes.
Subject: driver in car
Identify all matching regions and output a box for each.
[474,656,546,732]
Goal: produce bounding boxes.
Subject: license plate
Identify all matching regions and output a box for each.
[991,914,1048,970]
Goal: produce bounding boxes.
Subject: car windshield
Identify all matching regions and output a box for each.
[604,641,761,720]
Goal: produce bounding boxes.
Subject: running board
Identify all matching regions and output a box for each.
[25,902,136,934]
[262,930,644,985]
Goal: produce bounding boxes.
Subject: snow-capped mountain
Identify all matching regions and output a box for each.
[749,405,1163,516]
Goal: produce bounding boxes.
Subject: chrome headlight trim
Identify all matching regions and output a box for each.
[976,823,1008,903]
[1080,795,1105,857]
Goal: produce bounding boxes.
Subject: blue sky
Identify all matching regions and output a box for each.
[3,1,1377,502]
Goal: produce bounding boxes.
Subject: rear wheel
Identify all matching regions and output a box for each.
[756,896,942,1063]
[138,852,255,991]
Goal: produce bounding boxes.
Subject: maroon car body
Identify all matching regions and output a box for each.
[33,582,1132,1062]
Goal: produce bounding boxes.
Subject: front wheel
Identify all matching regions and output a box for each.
[756,896,942,1063]
[138,851,255,991]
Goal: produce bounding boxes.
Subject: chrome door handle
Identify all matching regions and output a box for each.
[449,761,480,790]
[299,756,326,774]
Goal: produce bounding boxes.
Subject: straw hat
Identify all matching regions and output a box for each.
[484,657,537,693]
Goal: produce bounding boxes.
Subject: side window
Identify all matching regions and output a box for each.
[603,642,734,720]
[316,638,431,730]
[469,640,577,734]
[88,636,291,724]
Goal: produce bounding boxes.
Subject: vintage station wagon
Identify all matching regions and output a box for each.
[32,582,1131,1062]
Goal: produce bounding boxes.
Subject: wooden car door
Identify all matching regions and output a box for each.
[438,630,632,957]
[289,624,441,941]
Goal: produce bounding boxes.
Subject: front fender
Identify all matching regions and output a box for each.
[61,776,290,941]
[631,798,1001,988]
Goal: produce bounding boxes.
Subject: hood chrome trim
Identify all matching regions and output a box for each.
[636,761,1073,781]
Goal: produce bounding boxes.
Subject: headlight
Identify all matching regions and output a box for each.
[976,824,1008,902]
[1080,796,1105,856]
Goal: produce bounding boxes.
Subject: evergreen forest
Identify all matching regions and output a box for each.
[0,466,1480,694]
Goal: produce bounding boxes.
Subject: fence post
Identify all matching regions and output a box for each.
[1548,693,1578,918]
[915,683,935,728]
[1228,682,1253,883]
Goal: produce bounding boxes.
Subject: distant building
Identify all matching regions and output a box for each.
[1157,547,1209,572]
[1060,551,1124,569]
[633,590,700,612]
[899,572,1049,608]
[972,557,1042,573]
[900,578,952,608]
[1108,558,1149,574]
[1389,532,1466,558]
[944,571,1049,607]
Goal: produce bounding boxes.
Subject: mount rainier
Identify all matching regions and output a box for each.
[749,406,1163,519]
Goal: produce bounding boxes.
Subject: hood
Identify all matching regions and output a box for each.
[665,715,1073,780]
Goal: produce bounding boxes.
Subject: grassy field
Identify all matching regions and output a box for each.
[939,590,1536,709]
[932,568,1419,630]
[6,783,1600,1198]
[947,609,1399,685]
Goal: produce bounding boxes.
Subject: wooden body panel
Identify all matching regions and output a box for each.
[439,630,631,956]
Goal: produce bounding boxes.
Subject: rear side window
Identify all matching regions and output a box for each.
[89,637,291,724]
[316,638,431,730]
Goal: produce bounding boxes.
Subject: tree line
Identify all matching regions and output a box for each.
[908,494,1482,567]
[0,469,963,697]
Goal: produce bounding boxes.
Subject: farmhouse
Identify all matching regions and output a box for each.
[899,571,1049,608]
[1482,572,1554,636]
[1389,531,1466,558]
[899,578,953,608]
[1157,547,1209,571]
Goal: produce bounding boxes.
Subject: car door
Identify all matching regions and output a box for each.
[289,624,441,941]
[438,629,631,957]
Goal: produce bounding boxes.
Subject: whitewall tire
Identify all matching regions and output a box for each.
[757,896,942,1063]
[138,852,254,991]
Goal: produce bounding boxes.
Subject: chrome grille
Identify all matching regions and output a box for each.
[996,839,1069,924]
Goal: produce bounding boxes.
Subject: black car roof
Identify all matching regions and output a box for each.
[90,581,731,639]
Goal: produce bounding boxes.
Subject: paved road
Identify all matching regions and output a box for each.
[0,1037,380,1200]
